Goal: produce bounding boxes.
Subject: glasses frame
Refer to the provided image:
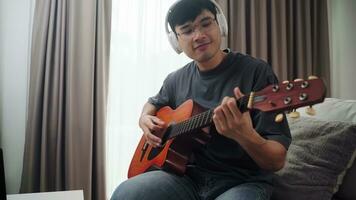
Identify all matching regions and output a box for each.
[176,17,217,41]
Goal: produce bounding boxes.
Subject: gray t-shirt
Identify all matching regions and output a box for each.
[148,50,291,181]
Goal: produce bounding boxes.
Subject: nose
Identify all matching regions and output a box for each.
[192,28,207,41]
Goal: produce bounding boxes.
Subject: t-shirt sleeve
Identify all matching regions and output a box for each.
[251,63,292,150]
[252,111,291,149]
[147,73,175,109]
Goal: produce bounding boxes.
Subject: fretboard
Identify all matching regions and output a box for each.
[166,95,249,140]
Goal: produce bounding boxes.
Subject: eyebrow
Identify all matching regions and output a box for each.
[178,16,213,30]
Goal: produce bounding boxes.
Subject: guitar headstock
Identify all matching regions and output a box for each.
[250,76,326,113]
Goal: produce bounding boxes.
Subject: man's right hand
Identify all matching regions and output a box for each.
[139,114,166,148]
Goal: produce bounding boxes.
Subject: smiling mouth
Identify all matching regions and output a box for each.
[194,42,211,50]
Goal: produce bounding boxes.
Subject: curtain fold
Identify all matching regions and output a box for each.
[20,0,111,199]
[217,0,330,92]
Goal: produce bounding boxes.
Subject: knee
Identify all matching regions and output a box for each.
[110,171,182,200]
[110,180,141,200]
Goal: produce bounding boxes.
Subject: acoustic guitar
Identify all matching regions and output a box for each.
[128,76,326,178]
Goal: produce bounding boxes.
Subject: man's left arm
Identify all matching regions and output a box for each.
[213,87,288,171]
[231,127,287,171]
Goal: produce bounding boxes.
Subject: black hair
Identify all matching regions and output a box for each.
[167,0,217,34]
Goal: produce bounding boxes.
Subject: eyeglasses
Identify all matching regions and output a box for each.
[176,17,217,40]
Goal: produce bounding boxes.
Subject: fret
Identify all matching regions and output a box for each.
[201,112,208,127]
[202,113,207,127]
[185,119,191,133]
[181,121,187,134]
[181,120,189,134]
[187,118,193,132]
[196,113,203,128]
[193,114,200,129]
[201,111,207,127]
[207,109,213,124]
[190,116,196,132]
[204,110,211,125]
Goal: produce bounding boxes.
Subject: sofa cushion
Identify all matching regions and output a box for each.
[334,151,356,199]
[298,98,356,199]
[298,98,356,123]
[272,117,356,200]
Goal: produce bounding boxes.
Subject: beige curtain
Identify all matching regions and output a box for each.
[217,0,330,92]
[20,0,111,199]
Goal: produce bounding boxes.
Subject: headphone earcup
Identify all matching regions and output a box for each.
[167,31,182,54]
[216,13,228,37]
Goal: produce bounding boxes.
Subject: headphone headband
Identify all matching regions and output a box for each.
[165,0,228,54]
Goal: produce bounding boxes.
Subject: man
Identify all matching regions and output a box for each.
[111,0,291,199]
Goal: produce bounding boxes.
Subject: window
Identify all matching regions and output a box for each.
[106,0,190,197]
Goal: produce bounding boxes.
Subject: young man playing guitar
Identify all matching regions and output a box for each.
[111,0,291,199]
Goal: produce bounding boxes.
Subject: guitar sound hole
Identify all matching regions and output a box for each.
[147,126,173,160]
[147,145,165,160]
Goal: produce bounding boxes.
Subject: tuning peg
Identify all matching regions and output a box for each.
[306,106,316,116]
[275,113,284,123]
[282,80,289,84]
[308,75,318,80]
[294,78,304,82]
[289,109,300,118]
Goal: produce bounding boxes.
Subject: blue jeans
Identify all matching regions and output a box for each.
[111,168,272,200]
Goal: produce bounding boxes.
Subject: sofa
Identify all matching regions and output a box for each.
[271,98,356,200]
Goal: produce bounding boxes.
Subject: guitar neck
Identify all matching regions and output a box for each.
[166,95,250,140]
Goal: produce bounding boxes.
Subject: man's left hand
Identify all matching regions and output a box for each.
[213,87,254,141]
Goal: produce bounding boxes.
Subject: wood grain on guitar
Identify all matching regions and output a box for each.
[128,77,326,178]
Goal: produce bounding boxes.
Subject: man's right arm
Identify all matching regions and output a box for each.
[140,102,158,116]
[139,102,166,147]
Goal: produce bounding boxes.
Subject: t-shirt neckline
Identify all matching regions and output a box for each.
[195,49,234,79]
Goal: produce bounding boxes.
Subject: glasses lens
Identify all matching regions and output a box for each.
[178,17,215,40]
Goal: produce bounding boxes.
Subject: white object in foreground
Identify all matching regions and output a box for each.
[7,190,84,200]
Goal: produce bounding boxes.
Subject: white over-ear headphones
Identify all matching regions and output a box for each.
[165,0,228,54]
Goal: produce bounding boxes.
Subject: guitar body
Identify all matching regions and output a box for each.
[128,99,211,178]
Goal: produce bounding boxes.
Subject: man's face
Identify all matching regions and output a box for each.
[174,10,222,63]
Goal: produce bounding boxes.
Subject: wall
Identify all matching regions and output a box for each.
[0,0,34,194]
[329,0,356,99]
